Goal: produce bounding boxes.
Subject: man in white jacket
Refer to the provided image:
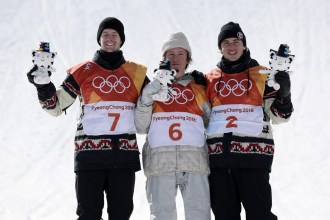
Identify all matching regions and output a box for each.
[135,32,211,220]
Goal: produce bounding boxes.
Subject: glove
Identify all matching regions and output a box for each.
[147,60,177,102]
[141,79,161,106]
[27,65,51,88]
[190,70,206,86]
[275,71,291,98]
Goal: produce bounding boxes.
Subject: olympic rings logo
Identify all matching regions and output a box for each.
[215,79,252,97]
[92,75,131,94]
[164,87,194,105]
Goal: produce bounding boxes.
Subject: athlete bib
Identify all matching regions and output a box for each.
[148,112,205,148]
[68,61,147,136]
[207,104,264,136]
[206,66,267,136]
[82,101,136,135]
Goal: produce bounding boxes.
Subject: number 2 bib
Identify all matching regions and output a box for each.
[206,67,267,136]
[207,104,263,136]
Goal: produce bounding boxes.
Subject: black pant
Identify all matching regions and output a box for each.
[75,169,135,220]
[209,168,277,220]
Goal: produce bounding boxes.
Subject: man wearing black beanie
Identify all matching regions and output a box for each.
[217,22,246,49]
[205,22,294,220]
[97,17,125,47]
[27,17,149,220]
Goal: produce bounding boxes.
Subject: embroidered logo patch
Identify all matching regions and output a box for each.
[237,32,244,40]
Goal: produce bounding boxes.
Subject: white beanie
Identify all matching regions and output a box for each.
[161,32,192,56]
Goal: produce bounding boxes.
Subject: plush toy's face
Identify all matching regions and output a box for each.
[269,50,295,71]
[32,50,57,67]
[155,69,177,87]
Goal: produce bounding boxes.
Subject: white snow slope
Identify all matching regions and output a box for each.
[1,0,330,219]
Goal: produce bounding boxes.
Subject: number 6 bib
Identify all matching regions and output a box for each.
[148,112,205,148]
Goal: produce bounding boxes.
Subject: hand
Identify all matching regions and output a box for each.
[141,79,161,106]
[27,65,38,83]
[190,70,206,86]
[275,71,291,98]
[27,65,51,88]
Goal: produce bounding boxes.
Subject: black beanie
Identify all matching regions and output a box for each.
[97,17,125,47]
[218,22,246,48]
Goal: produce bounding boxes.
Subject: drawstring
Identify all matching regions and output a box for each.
[247,69,250,96]
[246,59,252,96]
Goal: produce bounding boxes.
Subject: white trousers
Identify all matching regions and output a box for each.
[146,172,211,220]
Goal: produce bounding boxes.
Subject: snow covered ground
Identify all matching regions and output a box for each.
[1,0,329,219]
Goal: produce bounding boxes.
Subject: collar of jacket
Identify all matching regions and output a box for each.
[92,50,126,70]
[217,49,259,74]
[173,74,194,86]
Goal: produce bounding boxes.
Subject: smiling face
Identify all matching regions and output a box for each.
[220,37,246,62]
[164,47,189,78]
[99,28,122,52]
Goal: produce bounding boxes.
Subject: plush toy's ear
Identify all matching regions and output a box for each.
[171,70,177,77]
[288,54,295,63]
[51,52,57,59]
[270,50,276,59]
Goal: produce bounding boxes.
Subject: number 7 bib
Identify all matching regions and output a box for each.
[82,101,136,135]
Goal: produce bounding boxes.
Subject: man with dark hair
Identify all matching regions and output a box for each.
[27,17,148,220]
[205,22,293,220]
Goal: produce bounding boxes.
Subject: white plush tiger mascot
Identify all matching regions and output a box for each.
[260,44,295,90]
[152,60,177,102]
[31,42,57,84]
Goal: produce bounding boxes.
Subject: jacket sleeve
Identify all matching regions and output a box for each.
[38,74,79,117]
[264,98,293,124]
[201,101,211,128]
[270,95,293,119]
[134,97,153,134]
[263,85,293,124]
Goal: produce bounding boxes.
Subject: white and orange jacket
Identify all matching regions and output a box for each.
[37,58,147,172]
[135,74,211,177]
